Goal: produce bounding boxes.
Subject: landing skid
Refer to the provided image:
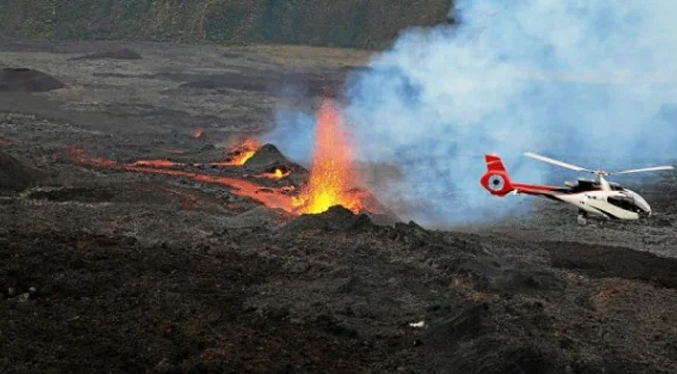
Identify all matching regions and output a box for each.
[577,210,587,226]
[576,210,609,227]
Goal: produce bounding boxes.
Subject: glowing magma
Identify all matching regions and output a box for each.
[223,139,259,166]
[255,168,291,180]
[191,128,204,139]
[67,147,295,211]
[293,99,364,214]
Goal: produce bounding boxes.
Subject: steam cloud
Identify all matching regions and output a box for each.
[266,0,677,226]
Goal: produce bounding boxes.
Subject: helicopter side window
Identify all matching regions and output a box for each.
[607,196,637,211]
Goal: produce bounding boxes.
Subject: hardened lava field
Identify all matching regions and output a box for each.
[1,39,677,374]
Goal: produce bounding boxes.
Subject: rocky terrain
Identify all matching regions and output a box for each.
[1,39,677,374]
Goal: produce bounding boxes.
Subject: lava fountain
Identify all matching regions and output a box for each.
[293,98,364,214]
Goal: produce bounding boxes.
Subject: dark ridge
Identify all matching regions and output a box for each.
[0,68,65,92]
[25,187,114,203]
[244,143,294,170]
[281,205,375,232]
[0,151,43,191]
[543,241,677,289]
[175,69,343,97]
[221,52,245,59]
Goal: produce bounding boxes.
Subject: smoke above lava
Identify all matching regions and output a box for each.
[267,0,677,226]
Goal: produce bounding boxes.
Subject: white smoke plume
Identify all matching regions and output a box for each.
[267,0,677,226]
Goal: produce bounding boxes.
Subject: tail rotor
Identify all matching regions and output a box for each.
[480,154,514,196]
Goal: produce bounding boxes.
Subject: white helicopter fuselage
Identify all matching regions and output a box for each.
[554,189,651,221]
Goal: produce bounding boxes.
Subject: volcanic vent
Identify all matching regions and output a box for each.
[291,98,371,215]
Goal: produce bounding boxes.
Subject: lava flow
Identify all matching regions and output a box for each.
[66,147,296,211]
[222,139,259,166]
[65,100,379,216]
[255,167,291,180]
[131,159,183,168]
[292,98,365,214]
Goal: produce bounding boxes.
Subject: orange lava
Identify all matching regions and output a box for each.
[292,99,364,214]
[131,159,183,168]
[255,168,291,180]
[191,128,204,139]
[66,147,297,212]
[223,139,259,166]
[273,168,289,179]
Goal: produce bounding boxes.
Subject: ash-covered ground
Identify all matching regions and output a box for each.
[2,39,677,374]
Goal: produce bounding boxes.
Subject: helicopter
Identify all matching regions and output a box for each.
[480,152,675,225]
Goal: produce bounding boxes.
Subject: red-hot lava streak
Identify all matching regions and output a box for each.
[66,147,296,211]
[221,139,259,166]
[132,159,183,168]
[292,98,365,214]
[254,167,291,180]
[191,128,204,139]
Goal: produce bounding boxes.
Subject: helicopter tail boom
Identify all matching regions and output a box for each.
[481,154,563,197]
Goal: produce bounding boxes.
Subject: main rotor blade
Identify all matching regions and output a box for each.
[523,152,594,173]
[609,165,675,175]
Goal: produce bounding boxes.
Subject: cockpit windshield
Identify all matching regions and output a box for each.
[607,189,651,214]
[624,189,651,213]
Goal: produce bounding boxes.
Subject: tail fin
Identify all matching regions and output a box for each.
[480,154,514,196]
